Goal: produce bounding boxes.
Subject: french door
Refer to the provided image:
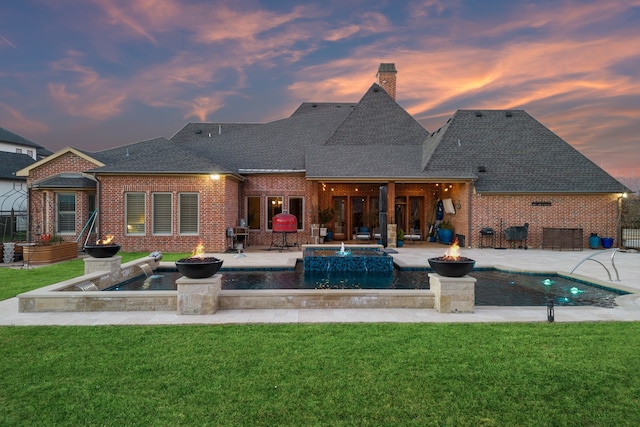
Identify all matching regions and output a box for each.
[332,197,346,240]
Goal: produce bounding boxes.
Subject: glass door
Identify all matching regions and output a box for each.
[351,197,364,238]
[395,197,407,233]
[409,197,422,236]
[332,197,346,240]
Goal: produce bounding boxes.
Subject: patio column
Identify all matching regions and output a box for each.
[176,274,222,315]
[429,273,476,313]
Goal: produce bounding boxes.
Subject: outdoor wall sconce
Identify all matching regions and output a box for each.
[210,174,220,180]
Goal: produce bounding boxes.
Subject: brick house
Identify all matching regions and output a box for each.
[17,63,629,252]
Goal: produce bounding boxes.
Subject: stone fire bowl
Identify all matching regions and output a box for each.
[428,257,475,277]
[83,244,121,258]
[175,257,223,279]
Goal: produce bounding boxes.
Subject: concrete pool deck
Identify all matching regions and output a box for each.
[1,245,640,325]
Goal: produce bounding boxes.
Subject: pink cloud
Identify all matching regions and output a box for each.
[0,103,50,134]
[48,52,127,119]
[185,94,227,122]
[91,0,160,42]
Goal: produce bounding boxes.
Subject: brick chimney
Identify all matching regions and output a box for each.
[376,63,397,100]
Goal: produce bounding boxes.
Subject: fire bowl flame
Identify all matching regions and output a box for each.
[428,256,475,277]
[175,257,223,279]
[83,244,121,258]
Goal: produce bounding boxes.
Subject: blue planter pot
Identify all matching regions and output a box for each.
[601,237,614,249]
[438,229,454,244]
[589,235,601,249]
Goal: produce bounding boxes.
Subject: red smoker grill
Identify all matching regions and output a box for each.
[270,212,299,251]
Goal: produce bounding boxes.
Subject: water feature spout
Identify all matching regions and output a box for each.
[139,263,153,278]
[336,242,351,257]
[149,251,163,261]
[76,282,99,291]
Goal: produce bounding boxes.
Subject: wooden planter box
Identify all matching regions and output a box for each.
[23,241,79,265]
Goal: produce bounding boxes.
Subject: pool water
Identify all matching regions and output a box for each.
[106,268,627,307]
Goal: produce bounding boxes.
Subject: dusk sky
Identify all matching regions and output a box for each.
[2,0,639,180]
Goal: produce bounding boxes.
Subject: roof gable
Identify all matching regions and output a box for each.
[304,84,429,178]
[16,147,104,177]
[324,83,428,146]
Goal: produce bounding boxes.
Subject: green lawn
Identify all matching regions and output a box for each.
[2,254,640,425]
[1,322,640,426]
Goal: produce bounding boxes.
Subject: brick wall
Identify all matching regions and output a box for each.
[25,152,100,250]
[470,193,618,248]
[25,151,620,253]
[241,174,309,246]
[98,174,235,253]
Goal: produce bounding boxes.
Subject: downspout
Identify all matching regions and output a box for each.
[94,174,100,241]
[238,178,243,226]
[467,180,475,248]
[26,183,32,243]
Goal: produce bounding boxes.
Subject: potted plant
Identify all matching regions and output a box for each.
[397,228,405,247]
[318,208,334,242]
[437,221,454,244]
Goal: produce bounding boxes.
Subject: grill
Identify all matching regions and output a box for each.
[272,212,298,233]
[480,227,495,236]
[270,212,299,251]
[479,227,495,249]
[504,223,529,249]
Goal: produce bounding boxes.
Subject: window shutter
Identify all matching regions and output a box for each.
[153,193,172,234]
[126,193,146,235]
[179,193,198,234]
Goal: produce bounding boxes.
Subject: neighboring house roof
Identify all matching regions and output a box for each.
[0,126,53,158]
[0,126,41,149]
[423,110,628,193]
[0,152,35,180]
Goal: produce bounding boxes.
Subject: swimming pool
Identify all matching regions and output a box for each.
[105,267,627,307]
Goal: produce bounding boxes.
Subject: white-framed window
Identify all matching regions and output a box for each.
[289,196,304,230]
[246,196,261,230]
[267,196,283,230]
[56,193,76,234]
[126,192,146,235]
[179,193,199,235]
[152,193,172,235]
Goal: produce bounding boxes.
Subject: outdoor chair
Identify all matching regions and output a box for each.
[407,228,421,243]
[355,227,371,242]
